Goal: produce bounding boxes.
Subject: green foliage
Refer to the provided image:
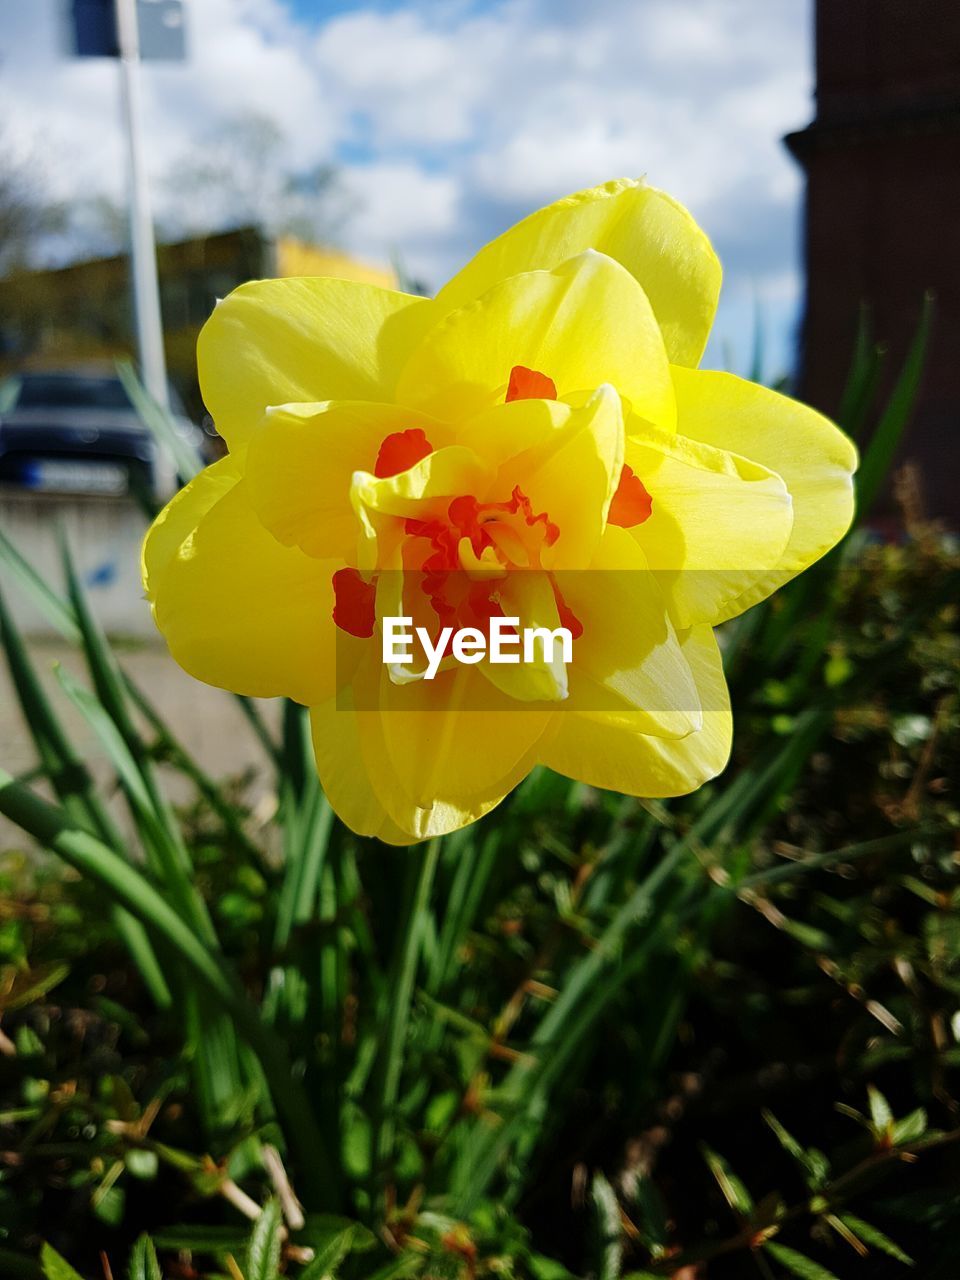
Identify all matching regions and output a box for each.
[764,1242,843,1279]
[40,1245,84,1280]
[127,1235,162,1280]
[0,325,957,1278]
[247,1200,284,1280]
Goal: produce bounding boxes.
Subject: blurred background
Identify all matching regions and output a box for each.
[1,0,956,741]
[0,4,958,1277]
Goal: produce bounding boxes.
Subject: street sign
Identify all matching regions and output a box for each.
[69,0,186,60]
[72,0,117,55]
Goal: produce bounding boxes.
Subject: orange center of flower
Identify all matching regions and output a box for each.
[608,465,653,528]
[506,364,558,402]
[505,365,652,529]
[332,567,377,638]
[404,485,563,634]
[331,366,650,641]
[374,426,433,478]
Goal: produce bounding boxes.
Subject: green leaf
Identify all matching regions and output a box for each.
[623,1171,669,1255]
[0,527,79,642]
[868,1085,894,1139]
[115,358,202,483]
[763,1241,841,1279]
[0,767,336,1207]
[526,1255,580,1280]
[93,1182,125,1226]
[763,1111,831,1187]
[128,1235,162,1280]
[0,962,69,1013]
[855,291,934,521]
[702,1145,754,1215]
[40,1244,84,1280]
[247,1200,283,1280]
[53,663,215,946]
[836,303,884,440]
[369,837,441,1204]
[125,1148,160,1181]
[0,590,172,1010]
[589,1173,623,1280]
[360,1259,421,1280]
[149,1225,250,1253]
[298,1219,375,1280]
[891,1108,927,1146]
[453,836,694,1214]
[838,1215,913,1266]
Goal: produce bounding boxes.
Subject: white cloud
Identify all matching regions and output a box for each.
[0,0,335,204]
[339,160,460,281]
[0,0,812,374]
[313,10,483,144]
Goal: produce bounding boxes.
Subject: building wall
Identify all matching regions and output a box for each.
[274,238,397,290]
[787,0,960,522]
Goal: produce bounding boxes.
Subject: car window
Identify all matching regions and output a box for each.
[15,376,133,411]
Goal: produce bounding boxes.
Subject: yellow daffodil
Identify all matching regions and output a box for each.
[143,178,857,844]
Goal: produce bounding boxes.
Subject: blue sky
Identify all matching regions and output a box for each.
[0,0,813,379]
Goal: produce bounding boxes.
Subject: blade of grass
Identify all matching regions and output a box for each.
[115,359,201,483]
[734,828,931,893]
[0,590,171,1009]
[52,654,249,1127]
[124,676,264,865]
[451,836,694,1211]
[0,767,337,1207]
[0,526,79,643]
[836,303,885,441]
[273,711,334,951]
[369,836,441,1205]
[424,827,492,996]
[855,290,934,521]
[54,663,217,945]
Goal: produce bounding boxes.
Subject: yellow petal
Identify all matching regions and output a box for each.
[624,422,794,628]
[481,571,571,703]
[150,478,338,705]
[436,178,720,368]
[507,384,624,570]
[142,454,241,601]
[198,277,435,451]
[540,625,731,797]
[555,527,702,738]
[455,396,570,466]
[455,386,624,570]
[670,368,857,618]
[378,663,553,807]
[310,687,436,846]
[309,692,438,845]
[352,445,494,520]
[246,400,449,560]
[397,251,675,430]
[311,652,547,844]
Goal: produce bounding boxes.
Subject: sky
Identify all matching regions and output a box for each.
[0,0,813,378]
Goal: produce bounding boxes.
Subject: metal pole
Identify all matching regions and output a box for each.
[114,0,169,409]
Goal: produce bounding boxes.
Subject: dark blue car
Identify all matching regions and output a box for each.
[0,368,202,501]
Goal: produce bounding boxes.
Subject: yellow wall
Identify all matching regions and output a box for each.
[274,238,398,289]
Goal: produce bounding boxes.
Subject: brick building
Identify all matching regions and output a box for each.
[785,0,960,522]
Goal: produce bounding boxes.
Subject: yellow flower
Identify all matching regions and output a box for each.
[143,178,857,845]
